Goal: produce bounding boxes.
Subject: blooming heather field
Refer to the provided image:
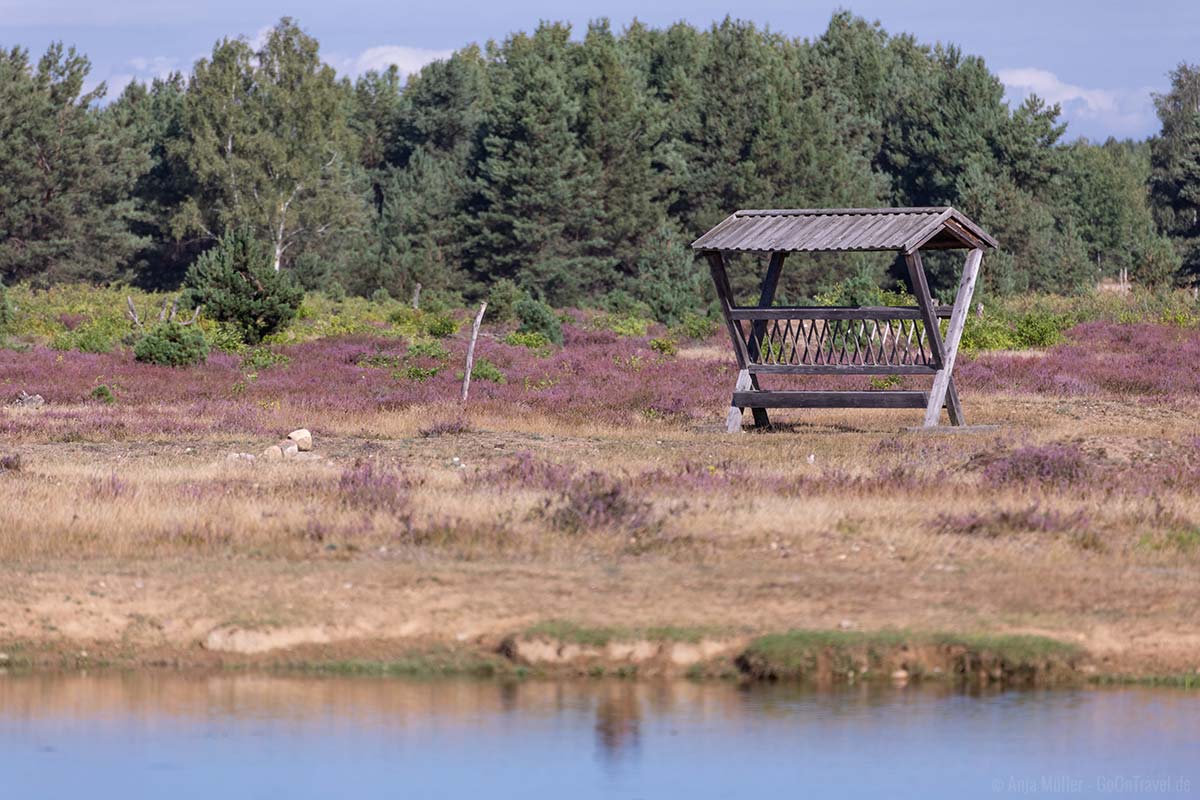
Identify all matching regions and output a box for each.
[2,301,1200,680]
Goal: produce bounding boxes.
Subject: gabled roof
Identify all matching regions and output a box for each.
[691,207,997,254]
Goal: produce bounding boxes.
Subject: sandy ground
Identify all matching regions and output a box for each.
[1,394,1199,677]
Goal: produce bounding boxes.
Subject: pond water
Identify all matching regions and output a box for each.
[0,674,1197,798]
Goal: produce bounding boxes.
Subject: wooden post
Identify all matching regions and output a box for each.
[706,252,756,433]
[744,252,786,428]
[411,282,422,310]
[905,251,964,426]
[727,369,752,433]
[922,249,981,427]
[460,301,487,403]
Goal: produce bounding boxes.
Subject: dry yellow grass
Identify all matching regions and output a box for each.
[1,392,1199,676]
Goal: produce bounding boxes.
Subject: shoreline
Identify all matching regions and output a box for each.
[3,624,1197,690]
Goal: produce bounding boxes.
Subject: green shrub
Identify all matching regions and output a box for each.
[203,321,247,354]
[649,336,678,356]
[89,384,115,404]
[468,358,505,384]
[399,365,439,382]
[487,279,524,322]
[370,287,392,304]
[960,316,1018,352]
[1013,312,1067,348]
[503,330,551,349]
[240,346,290,371]
[515,296,563,345]
[407,339,450,362]
[183,228,304,345]
[672,312,717,341]
[0,281,12,332]
[134,322,209,366]
[423,314,457,339]
[594,312,651,338]
[50,320,124,353]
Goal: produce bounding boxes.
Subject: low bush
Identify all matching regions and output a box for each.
[515,296,563,345]
[594,312,651,338]
[89,384,116,404]
[182,228,304,344]
[671,312,717,341]
[240,346,290,371]
[486,279,524,323]
[649,336,677,356]
[503,330,551,349]
[468,358,505,384]
[133,321,210,367]
[406,340,450,362]
[422,314,458,339]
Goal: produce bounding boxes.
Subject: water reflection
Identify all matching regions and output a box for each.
[0,673,1197,799]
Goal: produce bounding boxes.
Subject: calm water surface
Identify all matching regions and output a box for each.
[0,674,1197,798]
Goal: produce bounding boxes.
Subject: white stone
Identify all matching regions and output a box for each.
[280,440,299,459]
[262,445,284,461]
[287,428,313,451]
[226,452,256,462]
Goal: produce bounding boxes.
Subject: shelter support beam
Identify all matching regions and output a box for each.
[904,251,965,426]
[706,252,752,433]
[922,248,982,428]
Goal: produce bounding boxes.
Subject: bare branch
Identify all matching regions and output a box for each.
[126,297,143,330]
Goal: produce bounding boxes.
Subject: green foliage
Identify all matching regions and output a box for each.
[468,358,505,383]
[649,336,678,356]
[815,273,913,307]
[406,339,450,362]
[671,312,718,341]
[399,364,439,382]
[515,296,563,345]
[175,18,369,273]
[593,312,651,338]
[89,384,116,404]
[0,44,147,285]
[133,321,209,366]
[0,281,12,332]
[50,317,128,353]
[240,346,290,371]
[486,278,525,322]
[422,313,457,338]
[183,228,304,344]
[503,330,551,349]
[1150,63,1200,281]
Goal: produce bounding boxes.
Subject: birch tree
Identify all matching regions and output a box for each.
[175,18,363,271]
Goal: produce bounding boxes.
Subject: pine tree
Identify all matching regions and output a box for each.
[1150,63,1200,281]
[0,44,147,284]
[466,24,611,305]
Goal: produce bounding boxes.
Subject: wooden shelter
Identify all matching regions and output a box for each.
[691,207,997,431]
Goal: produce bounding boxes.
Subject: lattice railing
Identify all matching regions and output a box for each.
[749,317,933,367]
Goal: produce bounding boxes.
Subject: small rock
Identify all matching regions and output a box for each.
[279,440,300,459]
[0,653,9,663]
[12,391,45,408]
[262,445,284,461]
[891,669,909,682]
[226,452,256,463]
[806,453,815,465]
[838,619,855,630]
[287,429,313,451]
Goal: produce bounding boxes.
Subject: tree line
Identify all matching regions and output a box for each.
[1,13,1197,320]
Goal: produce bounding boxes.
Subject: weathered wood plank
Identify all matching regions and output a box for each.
[924,248,982,427]
[706,252,750,369]
[748,364,936,376]
[731,390,936,409]
[730,306,953,321]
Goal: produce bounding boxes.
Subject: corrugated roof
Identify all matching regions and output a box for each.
[691,207,997,253]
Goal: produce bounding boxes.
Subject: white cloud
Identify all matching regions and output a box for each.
[336,45,454,79]
[998,67,1159,140]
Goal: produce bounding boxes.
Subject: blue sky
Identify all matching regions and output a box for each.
[1,0,1197,140]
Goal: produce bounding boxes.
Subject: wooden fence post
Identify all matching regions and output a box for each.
[460,302,487,403]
